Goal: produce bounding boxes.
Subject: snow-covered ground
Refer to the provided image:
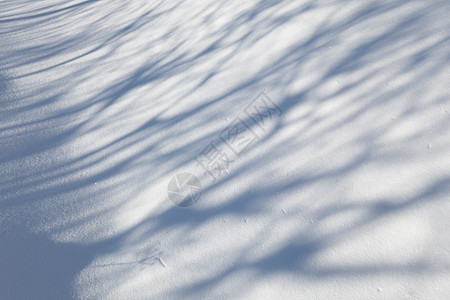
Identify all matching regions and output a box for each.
[1,0,449,299]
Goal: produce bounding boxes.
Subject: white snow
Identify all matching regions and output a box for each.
[1,0,449,299]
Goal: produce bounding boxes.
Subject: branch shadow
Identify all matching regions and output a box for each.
[1,0,449,298]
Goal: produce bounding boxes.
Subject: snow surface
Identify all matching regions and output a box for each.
[1,0,449,299]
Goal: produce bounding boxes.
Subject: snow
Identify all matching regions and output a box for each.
[1,0,449,299]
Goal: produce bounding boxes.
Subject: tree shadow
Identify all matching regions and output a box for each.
[0,225,93,300]
[1,0,449,298]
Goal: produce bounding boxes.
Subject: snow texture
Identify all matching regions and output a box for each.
[1,0,449,299]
